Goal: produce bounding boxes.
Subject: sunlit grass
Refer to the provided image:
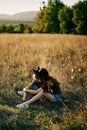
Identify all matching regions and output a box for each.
[0,34,87,130]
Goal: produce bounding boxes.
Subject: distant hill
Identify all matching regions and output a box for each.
[0,11,38,22]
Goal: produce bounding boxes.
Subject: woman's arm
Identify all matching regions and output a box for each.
[23,87,42,95]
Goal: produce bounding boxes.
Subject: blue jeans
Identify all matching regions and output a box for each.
[53,94,63,103]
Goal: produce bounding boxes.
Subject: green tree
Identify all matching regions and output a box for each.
[24,24,32,33]
[32,10,44,33]
[19,24,25,33]
[58,6,73,33]
[48,0,61,6]
[0,24,6,33]
[14,26,21,33]
[72,0,87,34]
[14,24,25,33]
[33,0,64,33]
[5,24,14,33]
[48,0,52,7]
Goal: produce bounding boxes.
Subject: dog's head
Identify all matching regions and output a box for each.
[32,67,40,80]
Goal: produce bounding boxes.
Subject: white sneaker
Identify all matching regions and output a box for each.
[23,88,27,92]
[18,91,24,95]
[16,104,29,109]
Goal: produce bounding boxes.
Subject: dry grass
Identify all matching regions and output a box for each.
[0,34,87,130]
[0,34,87,86]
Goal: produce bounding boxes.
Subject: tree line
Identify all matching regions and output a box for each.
[0,0,87,34]
[0,24,32,33]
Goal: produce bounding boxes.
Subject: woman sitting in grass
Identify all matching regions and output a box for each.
[16,68,63,109]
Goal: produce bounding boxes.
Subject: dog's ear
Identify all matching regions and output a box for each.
[38,66,40,71]
[33,69,35,73]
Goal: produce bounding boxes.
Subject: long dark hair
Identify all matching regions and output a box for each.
[39,68,49,81]
[39,68,50,92]
[39,68,60,93]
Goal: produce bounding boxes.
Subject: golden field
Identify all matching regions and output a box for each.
[0,34,87,130]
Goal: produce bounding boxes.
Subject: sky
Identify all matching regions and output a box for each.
[0,0,80,15]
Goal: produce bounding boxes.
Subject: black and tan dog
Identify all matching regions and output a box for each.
[18,67,41,102]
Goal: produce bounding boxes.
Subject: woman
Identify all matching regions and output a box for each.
[16,68,63,109]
